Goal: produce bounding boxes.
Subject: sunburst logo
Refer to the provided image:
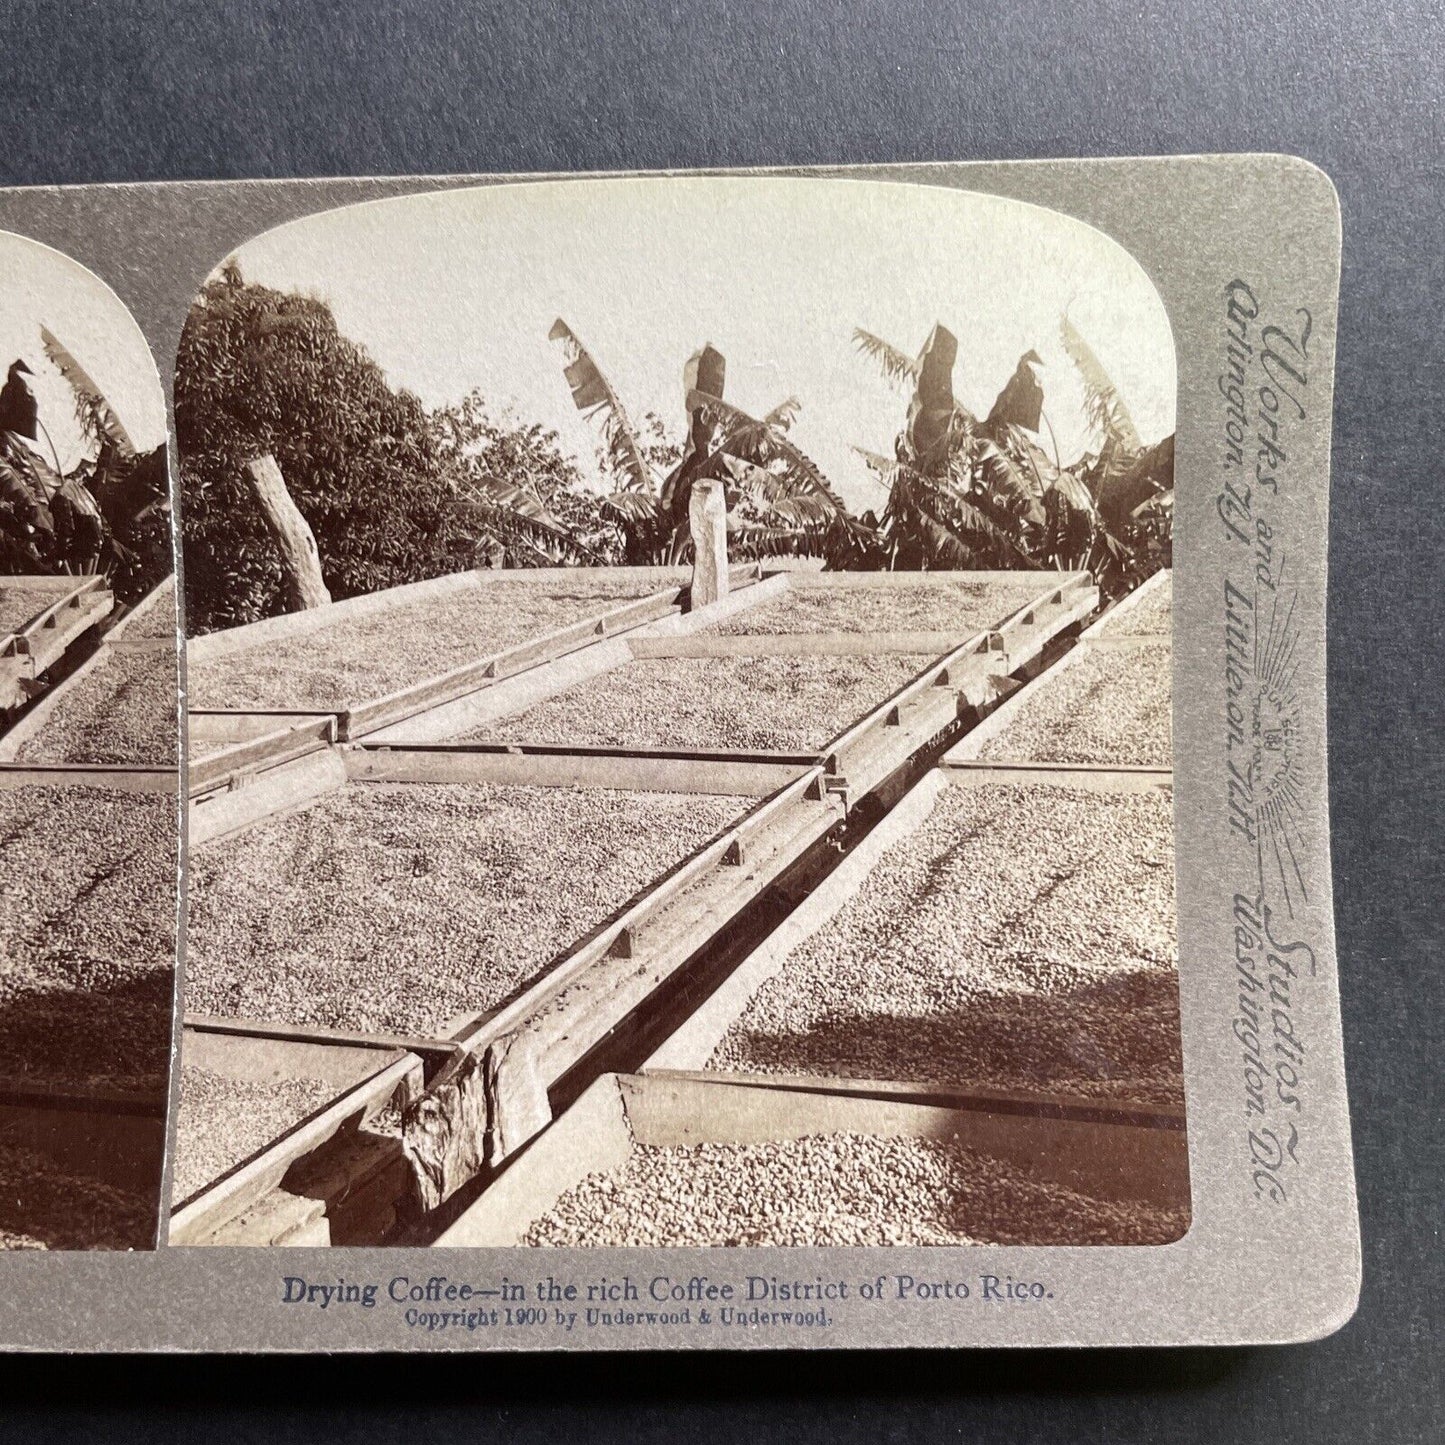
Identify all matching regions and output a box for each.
[1248,564,1308,916]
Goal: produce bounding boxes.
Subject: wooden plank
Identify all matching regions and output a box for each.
[0,641,109,758]
[629,573,789,639]
[188,709,336,746]
[188,715,338,798]
[0,578,112,709]
[768,568,1073,589]
[184,1015,462,1075]
[0,762,178,793]
[1,575,108,656]
[6,577,112,672]
[346,578,785,743]
[187,565,699,663]
[344,742,808,796]
[941,761,1174,794]
[819,631,1006,798]
[621,1073,1188,1207]
[168,1050,423,1242]
[628,630,968,658]
[943,619,1167,769]
[182,1022,447,1090]
[634,1069,1186,1134]
[202,1189,330,1247]
[188,747,348,847]
[993,573,1099,672]
[404,766,846,1202]
[362,637,633,746]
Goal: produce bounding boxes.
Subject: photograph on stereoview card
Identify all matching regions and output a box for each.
[0,231,178,1250]
[169,176,1185,1250]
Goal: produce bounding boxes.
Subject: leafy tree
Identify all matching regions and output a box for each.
[428,389,615,564]
[178,266,521,632]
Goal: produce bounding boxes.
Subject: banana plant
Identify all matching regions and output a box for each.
[549,319,871,566]
[853,317,1171,594]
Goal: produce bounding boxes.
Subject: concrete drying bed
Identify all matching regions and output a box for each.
[0,1138,154,1250]
[1100,573,1172,636]
[976,641,1171,767]
[471,654,937,752]
[172,1066,339,1204]
[186,781,746,1035]
[189,573,687,711]
[0,786,176,1095]
[711,576,1045,638]
[12,647,178,765]
[522,1131,1187,1247]
[113,585,177,641]
[708,781,1182,1106]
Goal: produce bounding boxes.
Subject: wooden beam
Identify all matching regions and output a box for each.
[435,1069,1188,1246]
[338,591,683,741]
[183,1016,462,1078]
[345,742,809,796]
[627,630,968,658]
[941,761,1174,794]
[188,715,338,798]
[188,747,347,847]
[688,477,728,609]
[0,762,178,793]
[188,709,337,746]
[186,566,699,663]
[0,576,112,710]
[631,572,789,639]
[644,770,950,1072]
[359,636,633,746]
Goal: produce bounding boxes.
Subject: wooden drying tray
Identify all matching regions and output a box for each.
[184,569,778,800]
[434,1069,1188,1247]
[395,575,1101,1206]
[402,764,849,1208]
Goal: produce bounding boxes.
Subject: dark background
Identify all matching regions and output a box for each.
[1,2,1440,1439]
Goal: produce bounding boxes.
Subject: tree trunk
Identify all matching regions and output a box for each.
[688,477,728,611]
[244,454,331,611]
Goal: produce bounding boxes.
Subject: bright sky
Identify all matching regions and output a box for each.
[226,176,1175,513]
[1,230,168,472]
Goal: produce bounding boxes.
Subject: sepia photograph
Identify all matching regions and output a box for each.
[0,231,178,1249]
[169,175,1184,1250]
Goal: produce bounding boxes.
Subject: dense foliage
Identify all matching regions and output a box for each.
[855,319,1172,597]
[0,332,171,606]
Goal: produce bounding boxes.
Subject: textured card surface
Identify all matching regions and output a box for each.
[0,156,1357,1349]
